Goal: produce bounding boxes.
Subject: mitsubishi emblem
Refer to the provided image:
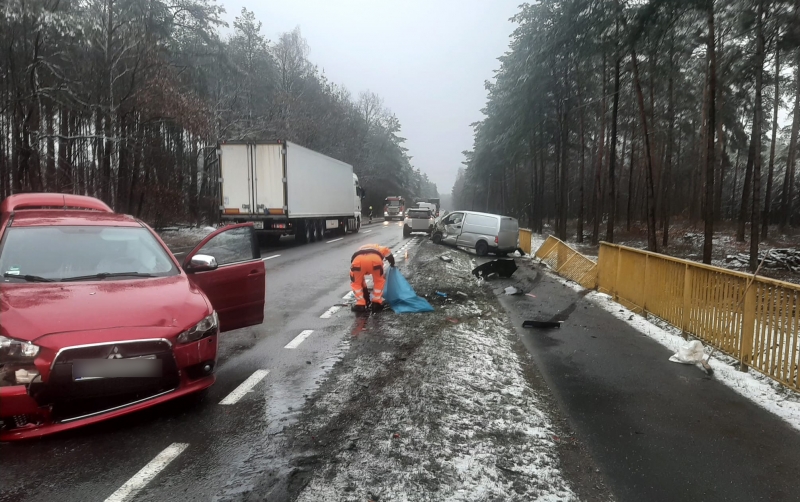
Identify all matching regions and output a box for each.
[107,346,123,359]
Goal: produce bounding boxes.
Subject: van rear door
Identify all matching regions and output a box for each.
[498,217,519,250]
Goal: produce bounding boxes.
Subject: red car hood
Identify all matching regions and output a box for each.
[0,276,210,343]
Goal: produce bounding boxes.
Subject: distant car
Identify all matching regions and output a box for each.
[0,193,266,440]
[403,208,435,237]
[431,210,519,256]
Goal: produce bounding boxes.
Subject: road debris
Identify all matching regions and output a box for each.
[471,259,517,279]
[522,320,563,329]
[669,340,705,365]
[439,255,453,263]
[435,291,448,297]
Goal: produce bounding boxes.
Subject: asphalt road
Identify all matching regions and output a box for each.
[0,219,411,502]
[496,262,800,502]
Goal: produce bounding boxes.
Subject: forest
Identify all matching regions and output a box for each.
[0,0,438,228]
[454,0,800,270]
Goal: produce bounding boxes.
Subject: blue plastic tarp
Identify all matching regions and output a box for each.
[384,267,434,313]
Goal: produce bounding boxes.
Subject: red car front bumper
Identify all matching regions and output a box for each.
[1,335,218,442]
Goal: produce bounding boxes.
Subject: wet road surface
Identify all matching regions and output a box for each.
[0,220,414,502]
[496,260,800,502]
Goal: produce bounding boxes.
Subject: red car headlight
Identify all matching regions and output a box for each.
[0,335,41,386]
[177,312,219,344]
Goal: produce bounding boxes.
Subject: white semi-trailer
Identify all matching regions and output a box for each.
[218,141,364,244]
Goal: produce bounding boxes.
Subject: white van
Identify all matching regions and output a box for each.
[431,211,519,256]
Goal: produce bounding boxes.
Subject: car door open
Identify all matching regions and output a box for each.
[183,223,265,332]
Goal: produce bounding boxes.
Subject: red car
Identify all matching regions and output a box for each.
[0,193,266,441]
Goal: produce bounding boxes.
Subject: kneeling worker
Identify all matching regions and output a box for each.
[350,243,396,312]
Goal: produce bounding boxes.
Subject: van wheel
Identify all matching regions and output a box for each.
[475,241,489,257]
[432,232,443,244]
[403,226,411,237]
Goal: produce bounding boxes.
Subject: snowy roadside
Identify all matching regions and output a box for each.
[291,243,577,501]
[542,267,800,433]
[157,225,216,250]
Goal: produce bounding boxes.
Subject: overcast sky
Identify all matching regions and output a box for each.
[220,0,521,195]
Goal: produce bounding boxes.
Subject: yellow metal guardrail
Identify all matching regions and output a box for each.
[534,235,597,289]
[518,228,533,255]
[598,243,800,392]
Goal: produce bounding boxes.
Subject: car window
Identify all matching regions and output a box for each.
[446,213,463,225]
[0,226,178,281]
[195,227,257,266]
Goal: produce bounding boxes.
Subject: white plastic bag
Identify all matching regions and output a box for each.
[669,340,705,364]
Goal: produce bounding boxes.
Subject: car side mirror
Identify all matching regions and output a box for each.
[186,254,218,273]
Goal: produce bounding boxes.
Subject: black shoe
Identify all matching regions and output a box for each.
[351,305,367,312]
[371,302,384,313]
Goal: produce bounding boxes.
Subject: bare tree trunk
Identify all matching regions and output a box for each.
[738,127,756,241]
[714,32,726,223]
[607,50,621,242]
[750,0,766,271]
[663,45,676,247]
[592,55,607,245]
[631,49,659,252]
[763,42,780,239]
[703,2,717,265]
[577,66,586,243]
[782,54,800,230]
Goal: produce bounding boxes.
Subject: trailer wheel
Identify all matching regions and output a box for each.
[305,221,315,243]
[315,220,324,240]
[353,217,360,233]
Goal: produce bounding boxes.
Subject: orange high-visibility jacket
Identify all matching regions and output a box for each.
[351,244,394,264]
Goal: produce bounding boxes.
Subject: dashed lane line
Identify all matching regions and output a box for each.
[104,443,189,502]
[218,369,270,405]
[262,255,280,261]
[363,230,372,233]
[326,238,344,243]
[284,330,314,349]
[320,306,342,319]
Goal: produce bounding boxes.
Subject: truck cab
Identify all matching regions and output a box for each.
[384,196,405,221]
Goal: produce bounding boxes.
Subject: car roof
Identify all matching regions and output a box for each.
[449,210,516,220]
[1,193,143,228]
[8,210,143,227]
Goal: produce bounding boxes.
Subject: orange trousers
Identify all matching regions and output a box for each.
[350,253,386,306]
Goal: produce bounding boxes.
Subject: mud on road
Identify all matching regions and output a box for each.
[249,241,610,501]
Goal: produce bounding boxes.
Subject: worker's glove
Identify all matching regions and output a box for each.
[387,255,396,267]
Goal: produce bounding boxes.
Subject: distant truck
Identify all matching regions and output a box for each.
[426,198,441,215]
[384,196,406,221]
[218,141,364,244]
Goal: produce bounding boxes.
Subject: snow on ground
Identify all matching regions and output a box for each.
[294,247,577,502]
[543,268,800,433]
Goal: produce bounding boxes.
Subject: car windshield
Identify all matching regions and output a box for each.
[407,210,430,218]
[0,226,178,282]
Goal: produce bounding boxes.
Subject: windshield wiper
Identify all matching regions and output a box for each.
[3,273,55,282]
[61,272,158,282]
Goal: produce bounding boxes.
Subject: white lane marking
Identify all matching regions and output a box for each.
[326,237,343,243]
[363,230,372,233]
[320,306,342,319]
[218,370,270,405]
[262,255,280,261]
[284,330,314,349]
[105,443,189,502]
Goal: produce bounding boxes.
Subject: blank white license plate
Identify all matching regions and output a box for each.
[253,221,264,229]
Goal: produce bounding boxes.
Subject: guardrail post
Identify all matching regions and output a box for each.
[681,264,692,340]
[643,254,649,314]
[740,284,757,372]
[614,247,622,301]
